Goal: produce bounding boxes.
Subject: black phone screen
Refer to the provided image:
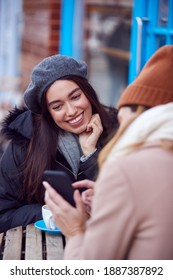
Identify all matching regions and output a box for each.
[43,170,75,206]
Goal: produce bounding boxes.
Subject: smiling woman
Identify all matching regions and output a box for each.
[46,80,93,136]
[0,55,119,233]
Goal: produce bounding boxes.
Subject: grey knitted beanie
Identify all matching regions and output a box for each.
[24,55,87,114]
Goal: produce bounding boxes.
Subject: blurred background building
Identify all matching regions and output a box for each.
[0,0,173,119]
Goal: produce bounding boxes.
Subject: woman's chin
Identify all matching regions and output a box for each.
[69,124,87,135]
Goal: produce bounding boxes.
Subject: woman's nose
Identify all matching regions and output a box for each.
[65,103,77,116]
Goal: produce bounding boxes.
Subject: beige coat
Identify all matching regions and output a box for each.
[64,144,173,259]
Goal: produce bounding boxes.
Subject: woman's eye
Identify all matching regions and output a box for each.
[72,94,81,100]
[52,104,63,111]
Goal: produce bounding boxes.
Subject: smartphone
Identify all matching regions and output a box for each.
[43,170,75,206]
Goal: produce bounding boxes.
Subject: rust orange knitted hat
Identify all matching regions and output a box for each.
[118,45,173,109]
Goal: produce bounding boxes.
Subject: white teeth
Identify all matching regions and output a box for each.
[69,114,83,124]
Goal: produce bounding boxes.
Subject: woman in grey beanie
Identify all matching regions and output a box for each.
[0,55,118,232]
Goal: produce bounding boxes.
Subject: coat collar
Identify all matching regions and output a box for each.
[1,107,33,140]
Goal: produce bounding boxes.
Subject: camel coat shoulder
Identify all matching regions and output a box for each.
[64,144,173,259]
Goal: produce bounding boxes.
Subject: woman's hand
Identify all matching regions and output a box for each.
[79,113,103,156]
[72,180,95,213]
[43,181,89,238]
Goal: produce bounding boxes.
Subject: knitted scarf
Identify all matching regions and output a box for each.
[57,131,82,175]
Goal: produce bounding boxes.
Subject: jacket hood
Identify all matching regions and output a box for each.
[0,107,33,141]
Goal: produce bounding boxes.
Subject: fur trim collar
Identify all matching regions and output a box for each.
[0,107,33,141]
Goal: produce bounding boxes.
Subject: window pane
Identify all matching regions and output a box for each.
[158,0,168,27]
[84,1,132,107]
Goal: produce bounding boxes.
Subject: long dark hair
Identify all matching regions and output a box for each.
[22,76,118,203]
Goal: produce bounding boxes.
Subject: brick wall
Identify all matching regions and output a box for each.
[21,0,61,92]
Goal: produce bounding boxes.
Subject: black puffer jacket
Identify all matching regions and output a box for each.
[0,108,118,232]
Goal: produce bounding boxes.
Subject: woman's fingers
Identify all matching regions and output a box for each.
[72,179,95,189]
[79,113,103,154]
[74,190,85,212]
[86,114,103,134]
[74,190,90,220]
[81,189,94,212]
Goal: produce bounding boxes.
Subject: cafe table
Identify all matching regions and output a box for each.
[0,224,65,260]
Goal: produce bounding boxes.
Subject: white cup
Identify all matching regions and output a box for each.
[42,204,57,230]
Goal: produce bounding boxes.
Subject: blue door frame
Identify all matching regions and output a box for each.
[129,0,173,83]
[59,0,75,56]
[60,0,84,60]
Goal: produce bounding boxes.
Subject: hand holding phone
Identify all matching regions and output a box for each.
[43,170,75,206]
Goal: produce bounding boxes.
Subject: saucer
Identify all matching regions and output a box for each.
[34,220,61,235]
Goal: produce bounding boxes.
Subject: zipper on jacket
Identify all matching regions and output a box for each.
[55,159,78,180]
